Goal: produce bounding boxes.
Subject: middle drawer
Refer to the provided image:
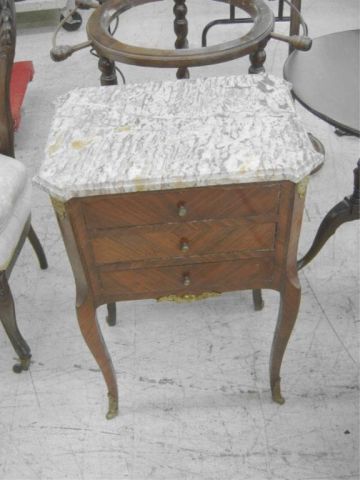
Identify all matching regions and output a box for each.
[90,218,276,265]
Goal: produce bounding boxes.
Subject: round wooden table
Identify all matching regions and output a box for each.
[86,0,275,82]
[284,29,360,269]
[284,29,359,136]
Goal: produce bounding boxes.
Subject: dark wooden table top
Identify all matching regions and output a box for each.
[284,29,360,136]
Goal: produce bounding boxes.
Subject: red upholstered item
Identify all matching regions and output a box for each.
[10,61,34,131]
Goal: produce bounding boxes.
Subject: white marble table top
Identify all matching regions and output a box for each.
[34,74,323,201]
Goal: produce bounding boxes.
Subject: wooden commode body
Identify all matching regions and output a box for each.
[75,183,283,301]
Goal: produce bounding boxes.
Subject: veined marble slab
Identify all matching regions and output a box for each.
[34,74,323,201]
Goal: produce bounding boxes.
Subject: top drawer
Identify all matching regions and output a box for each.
[81,183,281,229]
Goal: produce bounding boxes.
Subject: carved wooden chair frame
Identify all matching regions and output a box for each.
[0,0,47,372]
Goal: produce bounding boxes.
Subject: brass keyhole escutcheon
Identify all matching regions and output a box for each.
[178,202,187,217]
[183,274,191,286]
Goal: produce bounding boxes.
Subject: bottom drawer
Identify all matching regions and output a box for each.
[98,258,274,300]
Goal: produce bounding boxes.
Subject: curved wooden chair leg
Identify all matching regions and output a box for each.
[106,302,117,326]
[270,276,301,405]
[28,225,48,270]
[77,294,118,419]
[252,289,264,311]
[0,272,31,373]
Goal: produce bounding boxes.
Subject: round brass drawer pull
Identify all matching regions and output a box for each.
[180,239,190,252]
[178,203,187,217]
[183,274,191,286]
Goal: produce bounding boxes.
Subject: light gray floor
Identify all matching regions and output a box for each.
[0,1,359,479]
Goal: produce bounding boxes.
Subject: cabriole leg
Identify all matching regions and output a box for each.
[54,200,119,419]
[270,276,301,404]
[77,294,118,419]
[0,272,31,373]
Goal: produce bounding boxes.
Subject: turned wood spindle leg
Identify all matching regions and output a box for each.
[173,0,189,79]
[0,272,31,373]
[98,56,118,86]
[270,275,301,404]
[248,40,268,74]
[77,294,119,419]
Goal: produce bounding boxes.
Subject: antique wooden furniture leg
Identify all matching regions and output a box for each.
[298,159,360,270]
[270,182,304,403]
[0,271,31,373]
[270,273,301,403]
[98,56,118,86]
[289,0,301,54]
[77,295,118,418]
[106,303,117,326]
[0,223,47,374]
[173,0,189,79]
[28,225,48,270]
[248,39,267,74]
[54,200,118,419]
[252,289,264,311]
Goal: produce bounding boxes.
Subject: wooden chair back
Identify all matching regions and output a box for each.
[0,0,16,158]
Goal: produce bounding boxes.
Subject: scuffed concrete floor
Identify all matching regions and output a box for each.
[0,1,359,479]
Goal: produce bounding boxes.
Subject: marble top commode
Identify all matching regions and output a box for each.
[34,74,323,201]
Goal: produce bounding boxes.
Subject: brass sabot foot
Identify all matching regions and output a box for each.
[106,393,119,420]
[271,378,285,405]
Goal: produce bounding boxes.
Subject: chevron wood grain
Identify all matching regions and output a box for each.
[82,183,281,230]
[99,257,274,297]
[91,218,276,265]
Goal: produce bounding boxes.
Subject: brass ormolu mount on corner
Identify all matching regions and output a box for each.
[157,292,221,303]
[296,176,309,200]
[51,197,67,219]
